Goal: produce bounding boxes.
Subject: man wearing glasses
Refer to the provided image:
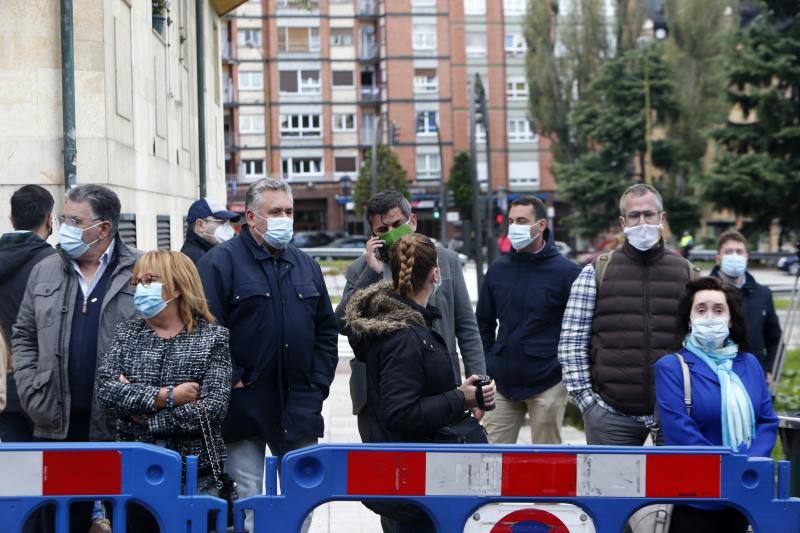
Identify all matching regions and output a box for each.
[180,197,241,265]
[558,184,700,445]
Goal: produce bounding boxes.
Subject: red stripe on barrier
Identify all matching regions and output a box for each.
[42,451,122,496]
[502,453,577,497]
[347,451,426,496]
[646,454,721,498]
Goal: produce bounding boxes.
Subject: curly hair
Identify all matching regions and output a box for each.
[389,233,437,297]
[672,276,750,352]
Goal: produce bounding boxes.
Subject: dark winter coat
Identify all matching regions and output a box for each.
[476,231,581,400]
[710,266,782,374]
[180,230,215,265]
[344,282,467,443]
[197,226,338,443]
[0,232,56,417]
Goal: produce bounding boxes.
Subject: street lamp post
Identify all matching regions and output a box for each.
[638,20,667,186]
[246,41,271,176]
[340,174,352,233]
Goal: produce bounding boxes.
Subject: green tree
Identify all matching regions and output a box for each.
[352,145,409,215]
[524,0,645,163]
[704,0,800,232]
[557,46,678,237]
[447,151,473,218]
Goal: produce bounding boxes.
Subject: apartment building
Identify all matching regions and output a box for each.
[223,0,556,237]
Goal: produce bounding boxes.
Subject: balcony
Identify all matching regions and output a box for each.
[359,43,379,62]
[223,79,235,105]
[221,41,233,63]
[357,0,378,18]
[359,86,381,104]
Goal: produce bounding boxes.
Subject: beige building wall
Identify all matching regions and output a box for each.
[0,0,237,250]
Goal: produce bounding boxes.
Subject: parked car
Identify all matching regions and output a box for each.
[555,241,572,258]
[777,255,800,276]
[329,235,370,249]
[292,231,335,248]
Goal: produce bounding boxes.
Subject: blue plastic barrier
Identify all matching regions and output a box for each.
[235,444,800,532]
[0,442,226,533]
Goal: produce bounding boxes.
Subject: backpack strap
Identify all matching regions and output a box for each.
[594,250,615,289]
[689,262,702,280]
[674,353,692,416]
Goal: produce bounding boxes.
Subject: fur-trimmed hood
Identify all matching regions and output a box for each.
[345,281,426,340]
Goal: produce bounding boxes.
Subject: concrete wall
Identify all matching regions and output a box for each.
[0,0,227,250]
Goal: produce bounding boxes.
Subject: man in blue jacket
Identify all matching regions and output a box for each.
[476,196,580,444]
[197,178,338,531]
[711,230,782,381]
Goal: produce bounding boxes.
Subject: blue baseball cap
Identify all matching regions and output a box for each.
[187,198,241,225]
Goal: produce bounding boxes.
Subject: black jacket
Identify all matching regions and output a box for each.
[344,282,466,443]
[0,231,56,416]
[711,266,782,374]
[197,226,338,442]
[476,231,580,400]
[180,230,215,265]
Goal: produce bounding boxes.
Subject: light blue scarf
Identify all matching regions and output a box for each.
[683,336,756,451]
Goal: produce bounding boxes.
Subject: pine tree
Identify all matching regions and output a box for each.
[704,0,800,232]
[447,151,473,218]
[352,145,409,215]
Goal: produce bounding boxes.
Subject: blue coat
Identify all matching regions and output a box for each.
[655,347,778,457]
[476,232,580,400]
[197,226,338,442]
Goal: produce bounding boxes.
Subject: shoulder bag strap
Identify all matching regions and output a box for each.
[594,250,614,289]
[674,353,692,416]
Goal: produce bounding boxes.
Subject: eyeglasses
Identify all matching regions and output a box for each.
[130,273,161,287]
[57,215,103,228]
[623,210,660,226]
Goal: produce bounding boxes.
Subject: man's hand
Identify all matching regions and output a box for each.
[365,236,385,274]
[471,407,485,422]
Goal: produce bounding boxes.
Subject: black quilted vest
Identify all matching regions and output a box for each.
[590,241,693,416]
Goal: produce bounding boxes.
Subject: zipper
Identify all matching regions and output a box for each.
[642,262,651,413]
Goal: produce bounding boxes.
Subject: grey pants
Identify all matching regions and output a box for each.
[583,403,662,446]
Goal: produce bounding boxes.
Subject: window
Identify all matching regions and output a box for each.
[503,0,526,16]
[332,70,355,87]
[330,28,353,46]
[412,26,436,52]
[280,114,322,137]
[416,111,438,136]
[237,28,261,46]
[277,27,320,53]
[281,157,323,180]
[416,153,441,180]
[243,159,265,181]
[505,33,527,56]
[466,32,487,57]
[506,77,529,99]
[414,69,438,93]
[509,160,540,189]
[507,118,537,143]
[279,70,321,94]
[412,0,437,6]
[238,70,263,91]
[239,113,265,134]
[277,0,320,9]
[333,113,356,131]
[463,0,485,15]
[335,156,357,173]
[475,123,486,142]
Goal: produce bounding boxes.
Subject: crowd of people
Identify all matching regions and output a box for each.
[0,180,782,533]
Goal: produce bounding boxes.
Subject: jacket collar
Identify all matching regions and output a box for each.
[678,346,748,385]
[510,228,559,262]
[710,265,755,292]
[393,293,442,328]
[240,224,296,266]
[186,229,215,253]
[57,234,138,272]
[621,238,666,264]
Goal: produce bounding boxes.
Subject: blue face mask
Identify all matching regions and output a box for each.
[254,213,293,249]
[720,254,747,278]
[508,223,540,251]
[690,318,730,352]
[59,221,102,258]
[134,282,175,319]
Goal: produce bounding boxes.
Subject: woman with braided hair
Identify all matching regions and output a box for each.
[345,233,495,533]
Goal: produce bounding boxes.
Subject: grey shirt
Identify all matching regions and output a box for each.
[335,245,486,415]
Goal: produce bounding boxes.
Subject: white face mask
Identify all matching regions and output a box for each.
[212,223,235,243]
[623,224,661,251]
[690,317,730,352]
[508,223,539,251]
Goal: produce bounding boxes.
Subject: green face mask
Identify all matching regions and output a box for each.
[379,220,413,250]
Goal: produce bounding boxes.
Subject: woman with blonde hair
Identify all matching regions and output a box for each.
[346,233,495,533]
[95,251,233,530]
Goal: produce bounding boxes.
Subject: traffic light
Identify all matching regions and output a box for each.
[389,121,399,145]
[433,209,440,220]
[473,75,486,127]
